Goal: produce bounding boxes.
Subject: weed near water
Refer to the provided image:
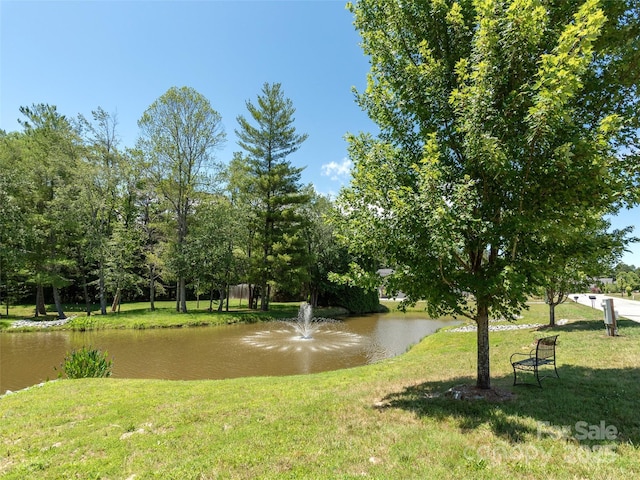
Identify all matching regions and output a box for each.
[57,346,113,379]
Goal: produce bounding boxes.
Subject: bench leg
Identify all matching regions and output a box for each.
[534,367,542,388]
[512,366,544,387]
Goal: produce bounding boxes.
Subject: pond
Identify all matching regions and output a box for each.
[0,312,460,394]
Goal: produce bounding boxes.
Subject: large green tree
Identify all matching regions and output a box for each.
[138,86,226,313]
[339,0,640,389]
[76,108,122,315]
[300,189,352,308]
[19,104,83,319]
[0,132,29,315]
[541,218,631,326]
[186,193,241,312]
[235,82,310,311]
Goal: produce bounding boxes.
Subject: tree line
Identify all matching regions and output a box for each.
[600,263,640,297]
[0,83,374,317]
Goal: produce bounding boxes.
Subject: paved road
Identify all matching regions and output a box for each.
[570,293,640,324]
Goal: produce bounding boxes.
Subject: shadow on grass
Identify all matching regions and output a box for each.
[376,365,640,445]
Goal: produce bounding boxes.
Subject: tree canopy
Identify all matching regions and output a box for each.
[234,82,310,311]
[338,0,640,389]
[138,86,226,313]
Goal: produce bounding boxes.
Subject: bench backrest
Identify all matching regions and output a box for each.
[536,335,558,360]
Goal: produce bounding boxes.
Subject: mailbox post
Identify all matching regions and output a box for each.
[601,298,618,336]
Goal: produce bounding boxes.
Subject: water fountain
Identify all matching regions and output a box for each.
[290,302,332,340]
[241,302,367,357]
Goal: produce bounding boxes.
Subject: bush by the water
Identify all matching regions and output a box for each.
[60,346,113,379]
[324,285,381,314]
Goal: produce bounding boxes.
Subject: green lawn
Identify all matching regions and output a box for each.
[1,302,639,479]
[0,300,350,331]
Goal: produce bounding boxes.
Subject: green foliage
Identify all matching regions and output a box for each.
[138,86,226,313]
[233,82,310,310]
[16,104,83,318]
[541,217,633,325]
[340,0,640,388]
[616,271,640,297]
[325,284,380,314]
[300,190,358,307]
[59,346,113,379]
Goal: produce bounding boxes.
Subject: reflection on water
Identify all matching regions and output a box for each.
[0,313,460,394]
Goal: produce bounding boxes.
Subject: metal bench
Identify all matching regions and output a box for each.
[510,335,559,387]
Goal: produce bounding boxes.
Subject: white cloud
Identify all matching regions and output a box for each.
[321,158,353,181]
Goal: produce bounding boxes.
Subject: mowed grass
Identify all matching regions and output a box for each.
[1,302,639,479]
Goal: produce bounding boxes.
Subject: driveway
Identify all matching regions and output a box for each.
[570,293,640,324]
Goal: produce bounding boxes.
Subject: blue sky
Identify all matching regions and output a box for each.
[1,0,639,266]
[1,0,373,196]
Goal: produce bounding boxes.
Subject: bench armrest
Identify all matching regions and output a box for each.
[510,351,536,364]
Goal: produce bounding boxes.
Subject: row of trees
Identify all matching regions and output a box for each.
[2,0,638,394]
[0,83,368,316]
[600,263,640,296]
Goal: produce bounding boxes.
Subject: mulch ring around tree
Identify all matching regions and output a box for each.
[441,384,516,402]
[374,383,517,410]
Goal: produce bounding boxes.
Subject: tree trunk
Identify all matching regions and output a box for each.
[111,288,121,313]
[476,301,491,390]
[248,283,254,310]
[209,288,215,312]
[218,287,224,312]
[176,281,180,312]
[149,265,156,312]
[99,264,107,315]
[82,275,91,316]
[310,286,319,308]
[36,284,47,316]
[179,276,187,313]
[549,303,556,327]
[52,285,66,319]
[260,283,269,311]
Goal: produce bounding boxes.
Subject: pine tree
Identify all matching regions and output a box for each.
[235,83,309,310]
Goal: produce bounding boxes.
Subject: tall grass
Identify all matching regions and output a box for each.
[58,346,113,379]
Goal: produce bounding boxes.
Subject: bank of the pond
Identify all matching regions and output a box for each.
[1,302,639,479]
[0,302,351,332]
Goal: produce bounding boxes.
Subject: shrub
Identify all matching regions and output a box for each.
[323,285,381,314]
[60,346,113,379]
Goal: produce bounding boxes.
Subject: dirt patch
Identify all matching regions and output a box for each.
[442,384,516,403]
[373,383,517,411]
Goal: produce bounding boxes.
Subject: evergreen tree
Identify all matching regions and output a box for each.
[235,83,310,310]
[19,104,82,319]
